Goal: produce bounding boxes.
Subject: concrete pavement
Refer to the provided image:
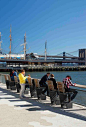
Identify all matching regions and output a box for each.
[0,83,86,127]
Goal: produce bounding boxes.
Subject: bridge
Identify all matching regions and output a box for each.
[0,49,86,66]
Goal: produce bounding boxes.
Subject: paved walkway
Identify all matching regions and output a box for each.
[0,83,86,127]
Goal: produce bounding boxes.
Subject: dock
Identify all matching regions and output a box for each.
[1,65,86,72]
[0,82,86,127]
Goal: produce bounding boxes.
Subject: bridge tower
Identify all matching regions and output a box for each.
[79,49,86,65]
[63,52,65,60]
[0,32,2,54]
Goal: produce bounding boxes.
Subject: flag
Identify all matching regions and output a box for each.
[9,34,11,38]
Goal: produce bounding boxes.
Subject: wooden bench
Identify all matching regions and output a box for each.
[27,77,36,97]
[14,76,21,93]
[4,75,10,89]
[47,80,60,105]
[7,75,16,90]
[33,78,46,100]
[57,81,73,108]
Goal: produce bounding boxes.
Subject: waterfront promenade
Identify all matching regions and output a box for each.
[0,83,86,127]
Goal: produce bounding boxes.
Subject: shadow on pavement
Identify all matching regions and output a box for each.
[0,87,86,121]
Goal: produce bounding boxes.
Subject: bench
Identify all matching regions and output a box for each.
[27,77,36,97]
[33,78,46,100]
[14,76,21,93]
[4,75,10,89]
[7,75,16,90]
[57,81,73,108]
[47,80,60,105]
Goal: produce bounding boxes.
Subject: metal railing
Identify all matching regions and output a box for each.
[70,85,86,106]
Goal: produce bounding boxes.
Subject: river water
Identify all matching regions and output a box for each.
[25,71,86,85]
[1,71,86,85]
[1,71,86,106]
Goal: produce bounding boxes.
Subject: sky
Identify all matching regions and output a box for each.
[0,0,86,56]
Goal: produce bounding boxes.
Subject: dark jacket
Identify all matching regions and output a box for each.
[39,74,48,86]
[10,72,17,81]
[49,77,57,90]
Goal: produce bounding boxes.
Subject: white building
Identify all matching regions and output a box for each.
[0,54,24,59]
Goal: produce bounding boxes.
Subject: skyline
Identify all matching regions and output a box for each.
[0,0,86,56]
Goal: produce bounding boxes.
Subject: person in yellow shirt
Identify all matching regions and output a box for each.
[19,69,28,98]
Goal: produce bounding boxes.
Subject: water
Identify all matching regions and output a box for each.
[25,71,86,85]
[0,71,86,106]
[1,71,86,85]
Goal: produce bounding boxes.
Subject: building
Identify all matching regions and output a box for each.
[0,54,24,59]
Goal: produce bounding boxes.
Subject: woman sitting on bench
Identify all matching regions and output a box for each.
[49,74,57,90]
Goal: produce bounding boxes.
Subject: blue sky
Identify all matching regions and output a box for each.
[0,0,86,56]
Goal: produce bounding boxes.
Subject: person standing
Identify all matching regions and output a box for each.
[39,73,50,95]
[63,75,78,101]
[19,69,28,98]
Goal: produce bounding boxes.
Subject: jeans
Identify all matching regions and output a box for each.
[65,88,78,101]
[20,84,25,97]
[40,83,49,96]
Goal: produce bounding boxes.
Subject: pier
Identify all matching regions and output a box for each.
[0,73,86,127]
[1,65,86,72]
[27,65,86,72]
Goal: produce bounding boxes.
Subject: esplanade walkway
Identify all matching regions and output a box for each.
[0,83,86,127]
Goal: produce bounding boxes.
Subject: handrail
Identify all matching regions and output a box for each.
[71,84,86,92]
[75,84,86,89]
[0,73,9,76]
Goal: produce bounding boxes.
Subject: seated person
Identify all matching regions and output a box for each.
[63,75,78,101]
[49,74,57,90]
[39,73,50,96]
[10,70,13,79]
[10,70,16,81]
[14,70,19,79]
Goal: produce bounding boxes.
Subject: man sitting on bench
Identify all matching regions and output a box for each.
[63,75,78,102]
[39,73,50,96]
